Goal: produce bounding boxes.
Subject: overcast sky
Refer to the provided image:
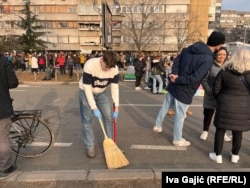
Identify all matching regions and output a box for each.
[222,0,250,11]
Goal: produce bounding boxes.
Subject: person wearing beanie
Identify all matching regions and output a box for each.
[207,31,226,47]
[153,31,225,147]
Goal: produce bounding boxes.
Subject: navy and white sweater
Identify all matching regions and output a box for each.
[79,57,119,110]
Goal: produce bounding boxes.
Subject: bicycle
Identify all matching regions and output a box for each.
[9,109,54,164]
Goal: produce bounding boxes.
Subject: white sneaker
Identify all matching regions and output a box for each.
[224,133,231,142]
[153,126,162,133]
[209,152,222,163]
[144,86,151,90]
[200,131,208,140]
[231,154,240,163]
[172,139,191,147]
[135,87,142,90]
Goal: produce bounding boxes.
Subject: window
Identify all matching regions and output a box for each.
[46,22,53,29]
[67,8,76,13]
[58,22,68,28]
[36,21,46,28]
[123,36,134,43]
[153,5,164,13]
[112,21,121,30]
[121,5,165,14]
[79,22,100,30]
[78,5,99,15]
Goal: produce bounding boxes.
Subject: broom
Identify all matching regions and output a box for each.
[98,118,129,169]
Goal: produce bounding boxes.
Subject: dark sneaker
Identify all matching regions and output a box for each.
[0,165,17,180]
[86,147,96,158]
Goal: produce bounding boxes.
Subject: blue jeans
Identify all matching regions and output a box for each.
[79,89,113,149]
[151,74,163,93]
[165,69,172,87]
[0,118,12,171]
[145,71,151,84]
[155,93,189,142]
[75,63,81,71]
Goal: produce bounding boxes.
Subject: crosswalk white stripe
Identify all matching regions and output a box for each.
[131,144,187,150]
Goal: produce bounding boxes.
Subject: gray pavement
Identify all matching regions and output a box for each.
[1,80,249,188]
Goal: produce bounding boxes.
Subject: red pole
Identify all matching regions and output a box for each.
[113,117,117,143]
[113,104,117,143]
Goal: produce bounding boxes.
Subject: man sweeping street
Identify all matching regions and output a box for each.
[78,51,120,158]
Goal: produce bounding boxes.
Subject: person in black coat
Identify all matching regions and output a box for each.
[209,47,250,164]
[0,54,19,179]
[134,52,146,90]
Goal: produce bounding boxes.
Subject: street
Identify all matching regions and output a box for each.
[10,81,250,171]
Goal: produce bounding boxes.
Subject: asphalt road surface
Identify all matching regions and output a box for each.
[10,81,250,172]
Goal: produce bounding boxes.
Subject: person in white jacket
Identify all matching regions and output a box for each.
[31,53,38,73]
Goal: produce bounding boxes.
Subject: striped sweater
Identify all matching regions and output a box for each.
[78,57,119,110]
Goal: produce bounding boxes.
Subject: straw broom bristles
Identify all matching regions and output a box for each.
[98,118,129,169]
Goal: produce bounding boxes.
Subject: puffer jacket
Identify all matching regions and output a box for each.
[212,69,250,131]
[168,42,214,104]
[0,54,19,119]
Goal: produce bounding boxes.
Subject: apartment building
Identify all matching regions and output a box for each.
[218,10,250,43]
[0,0,219,54]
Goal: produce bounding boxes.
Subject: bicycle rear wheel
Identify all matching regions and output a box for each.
[10,117,54,157]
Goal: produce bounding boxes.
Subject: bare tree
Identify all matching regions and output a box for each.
[170,11,204,53]
[121,0,166,53]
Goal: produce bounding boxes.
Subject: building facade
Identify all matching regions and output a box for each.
[217,10,250,44]
[0,0,221,54]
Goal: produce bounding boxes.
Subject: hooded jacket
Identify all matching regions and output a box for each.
[168,42,214,104]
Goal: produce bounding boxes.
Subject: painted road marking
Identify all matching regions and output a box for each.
[120,104,202,107]
[131,145,187,150]
[53,142,72,147]
[18,85,41,87]
[12,142,73,147]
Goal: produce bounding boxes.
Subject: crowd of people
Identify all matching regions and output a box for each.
[1,31,250,179]
[3,50,96,81]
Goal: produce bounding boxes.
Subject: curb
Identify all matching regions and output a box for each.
[1,168,249,188]
[1,169,160,188]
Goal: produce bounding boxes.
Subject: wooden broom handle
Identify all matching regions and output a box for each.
[98,118,108,138]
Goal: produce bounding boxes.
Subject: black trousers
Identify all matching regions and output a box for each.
[135,75,142,87]
[203,108,215,131]
[214,128,242,155]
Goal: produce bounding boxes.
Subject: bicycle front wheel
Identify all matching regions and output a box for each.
[10,117,54,157]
